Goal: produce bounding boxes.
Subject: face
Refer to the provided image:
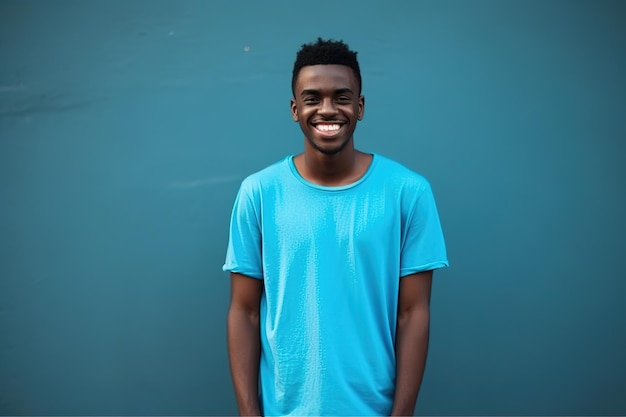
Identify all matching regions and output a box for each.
[291,65,364,155]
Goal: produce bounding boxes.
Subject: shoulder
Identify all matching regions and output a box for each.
[238,156,292,194]
[372,153,432,193]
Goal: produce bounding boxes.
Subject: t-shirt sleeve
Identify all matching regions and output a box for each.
[222,179,264,279]
[400,182,449,276]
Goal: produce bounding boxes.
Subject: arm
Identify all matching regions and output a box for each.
[390,270,433,416]
[227,272,264,416]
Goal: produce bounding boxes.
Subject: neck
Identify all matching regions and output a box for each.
[295,140,371,187]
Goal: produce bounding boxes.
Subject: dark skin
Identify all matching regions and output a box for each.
[290,65,369,186]
[227,64,433,416]
[227,273,263,416]
[392,270,432,416]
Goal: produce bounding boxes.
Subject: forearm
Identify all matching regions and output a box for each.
[227,307,262,416]
[391,307,430,416]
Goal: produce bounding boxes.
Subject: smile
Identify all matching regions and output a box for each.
[313,123,343,133]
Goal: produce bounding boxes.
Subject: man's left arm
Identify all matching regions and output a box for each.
[390,270,433,416]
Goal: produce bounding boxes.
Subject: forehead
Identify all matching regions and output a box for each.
[295,64,357,93]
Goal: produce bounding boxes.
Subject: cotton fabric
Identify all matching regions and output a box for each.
[224,153,448,415]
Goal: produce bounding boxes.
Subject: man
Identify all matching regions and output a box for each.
[223,38,448,416]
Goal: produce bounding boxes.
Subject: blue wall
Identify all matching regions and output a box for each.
[1,0,624,415]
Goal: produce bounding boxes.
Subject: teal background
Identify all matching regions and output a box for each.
[1,0,625,415]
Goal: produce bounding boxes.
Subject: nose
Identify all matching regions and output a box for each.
[318,98,338,116]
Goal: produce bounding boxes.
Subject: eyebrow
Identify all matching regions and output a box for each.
[300,87,354,97]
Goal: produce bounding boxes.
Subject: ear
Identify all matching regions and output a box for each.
[357,95,365,121]
[290,98,299,122]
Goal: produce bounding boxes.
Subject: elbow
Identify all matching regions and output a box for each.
[397,305,430,328]
[229,303,261,325]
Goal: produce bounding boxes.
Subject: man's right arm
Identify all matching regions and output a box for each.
[227,272,264,416]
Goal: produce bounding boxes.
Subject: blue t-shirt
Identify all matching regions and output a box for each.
[223,153,448,416]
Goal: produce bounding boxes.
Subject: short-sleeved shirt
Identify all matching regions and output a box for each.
[223,153,448,416]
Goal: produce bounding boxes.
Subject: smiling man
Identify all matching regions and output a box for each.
[223,38,448,416]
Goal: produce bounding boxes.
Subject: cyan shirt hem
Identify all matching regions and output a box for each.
[222,264,264,279]
[400,260,449,277]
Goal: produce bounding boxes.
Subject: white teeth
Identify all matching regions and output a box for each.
[316,124,340,131]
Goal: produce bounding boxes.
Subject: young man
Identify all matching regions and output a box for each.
[223,38,448,416]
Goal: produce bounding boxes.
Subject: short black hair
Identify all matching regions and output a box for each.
[292,37,362,96]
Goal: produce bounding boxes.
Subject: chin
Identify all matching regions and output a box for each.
[308,137,352,156]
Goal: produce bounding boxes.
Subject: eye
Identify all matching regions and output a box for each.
[336,96,352,104]
[303,97,320,104]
